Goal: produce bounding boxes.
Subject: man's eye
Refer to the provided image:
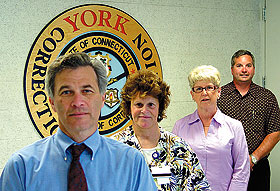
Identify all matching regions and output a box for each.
[82,89,93,94]
[196,87,202,91]
[60,90,71,95]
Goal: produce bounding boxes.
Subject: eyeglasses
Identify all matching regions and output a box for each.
[192,86,217,93]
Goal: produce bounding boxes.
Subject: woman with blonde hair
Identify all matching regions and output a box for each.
[172,65,250,191]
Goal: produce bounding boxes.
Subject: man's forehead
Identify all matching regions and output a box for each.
[58,84,94,89]
[54,67,98,89]
[235,55,253,63]
[56,66,95,79]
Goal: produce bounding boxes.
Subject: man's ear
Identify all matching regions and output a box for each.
[49,97,56,112]
[101,93,105,108]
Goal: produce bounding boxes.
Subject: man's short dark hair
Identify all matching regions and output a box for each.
[231,49,255,67]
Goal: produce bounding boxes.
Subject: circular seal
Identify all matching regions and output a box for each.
[23,4,162,137]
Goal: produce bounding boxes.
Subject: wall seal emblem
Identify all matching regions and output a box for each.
[23,4,162,137]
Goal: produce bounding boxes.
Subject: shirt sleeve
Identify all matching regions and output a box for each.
[171,138,211,191]
[0,154,25,191]
[132,152,158,191]
[266,91,280,134]
[172,120,181,136]
[228,121,250,191]
[187,150,211,190]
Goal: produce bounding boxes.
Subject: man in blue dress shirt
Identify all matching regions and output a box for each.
[0,52,157,191]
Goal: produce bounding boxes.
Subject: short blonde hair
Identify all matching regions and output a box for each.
[188,65,220,88]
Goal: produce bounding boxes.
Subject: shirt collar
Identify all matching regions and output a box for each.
[212,108,223,126]
[128,126,142,148]
[83,129,100,160]
[224,81,258,98]
[247,82,258,98]
[125,126,166,150]
[222,81,236,94]
[188,109,222,126]
[188,110,201,125]
[54,128,100,161]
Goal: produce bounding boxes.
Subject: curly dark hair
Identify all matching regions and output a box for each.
[121,69,171,122]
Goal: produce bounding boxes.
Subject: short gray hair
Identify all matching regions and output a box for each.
[188,65,220,88]
[46,52,108,99]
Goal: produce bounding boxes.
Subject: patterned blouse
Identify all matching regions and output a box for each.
[112,126,211,191]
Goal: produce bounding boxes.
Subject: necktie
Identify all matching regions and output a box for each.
[68,143,88,191]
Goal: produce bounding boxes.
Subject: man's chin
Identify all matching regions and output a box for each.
[238,78,252,83]
[68,121,93,130]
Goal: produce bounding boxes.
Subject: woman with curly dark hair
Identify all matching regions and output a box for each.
[112,69,210,191]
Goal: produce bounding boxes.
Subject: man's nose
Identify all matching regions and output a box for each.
[241,66,247,72]
[71,93,85,107]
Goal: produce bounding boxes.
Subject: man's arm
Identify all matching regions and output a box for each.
[250,131,280,169]
[132,152,158,191]
[0,154,25,191]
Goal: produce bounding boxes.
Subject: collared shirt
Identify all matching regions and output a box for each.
[0,128,157,191]
[172,109,250,191]
[112,126,211,191]
[217,82,280,154]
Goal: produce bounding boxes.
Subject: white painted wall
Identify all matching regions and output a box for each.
[266,0,280,190]
[1,0,271,188]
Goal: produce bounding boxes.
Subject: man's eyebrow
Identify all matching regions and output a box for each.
[57,85,95,93]
[82,85,94,89]
[58,85,70,92]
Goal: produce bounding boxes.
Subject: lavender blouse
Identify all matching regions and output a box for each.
[172,109,250,191]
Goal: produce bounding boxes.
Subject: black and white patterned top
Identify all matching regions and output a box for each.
[217,82,280,154]
[112,126,211,191]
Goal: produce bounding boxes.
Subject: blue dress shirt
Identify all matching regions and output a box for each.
[0,128,157,191]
